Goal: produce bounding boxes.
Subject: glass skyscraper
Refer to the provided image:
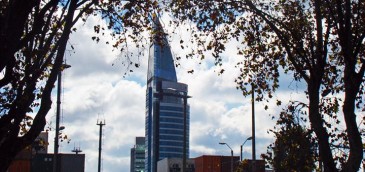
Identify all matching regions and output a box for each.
[145,17,190,172]
[130,137,145,172]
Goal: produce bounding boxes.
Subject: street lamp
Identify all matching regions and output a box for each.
[219,142,234,172]
[240,136,253,161]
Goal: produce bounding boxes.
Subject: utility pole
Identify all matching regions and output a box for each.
[97,119,106,172]
[251,84,256,172]
[182,92,191,172]
[53,70,62,172]
[53,64,70,172]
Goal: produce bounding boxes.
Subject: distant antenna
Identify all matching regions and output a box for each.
[72,143,82,154]
[97,119,106,172]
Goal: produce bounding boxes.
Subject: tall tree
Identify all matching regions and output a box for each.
[0,0,156,171]
[262,103,316,172]
[167,0,365,171]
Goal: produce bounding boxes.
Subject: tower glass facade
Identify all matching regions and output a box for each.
[145,17,190,172]
[130,137,145,172]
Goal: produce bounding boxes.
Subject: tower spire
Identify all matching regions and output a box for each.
[147,14,177,84]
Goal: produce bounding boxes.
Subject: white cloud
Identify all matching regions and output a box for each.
[43,12,309,172]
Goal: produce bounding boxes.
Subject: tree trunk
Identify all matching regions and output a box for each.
[0,137,26,172]
[341,57,363,172]
[308,78,337,172]
[342,94,363,172]
[336,0,364,168]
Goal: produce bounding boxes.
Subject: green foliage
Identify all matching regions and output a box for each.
[263,104,316,172]
[31,137,48,153]
[235,159,251,172]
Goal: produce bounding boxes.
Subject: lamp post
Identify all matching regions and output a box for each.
[240,136,253,161]
[219,142,234,172]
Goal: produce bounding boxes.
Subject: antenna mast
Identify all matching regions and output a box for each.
[97,119,106,172]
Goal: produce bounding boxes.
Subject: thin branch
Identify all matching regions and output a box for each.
[243,0,310,82]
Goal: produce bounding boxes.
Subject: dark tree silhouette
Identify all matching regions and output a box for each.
[262,104,316,172]
[0,0,156,171]
[168,0,365,171]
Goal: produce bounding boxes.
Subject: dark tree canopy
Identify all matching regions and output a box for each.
[0,0,158,171]
[262,104,316,172]
[165,0,365,171]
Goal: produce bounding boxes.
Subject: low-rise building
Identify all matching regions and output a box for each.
[31,153,85,172]
[194,155,240,172]
[157,158,195,172]
[7,132,85,172]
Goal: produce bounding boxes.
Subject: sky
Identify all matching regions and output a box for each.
[44,14,308,172]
